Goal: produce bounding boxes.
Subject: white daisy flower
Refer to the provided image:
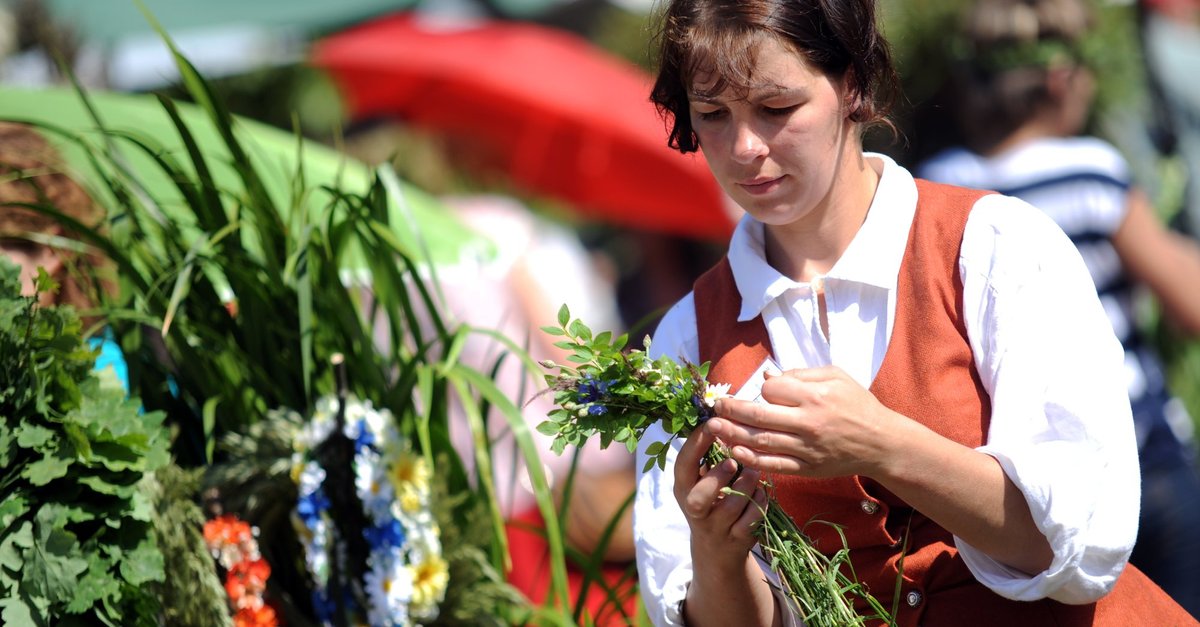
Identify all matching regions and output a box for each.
[704,382,732,407]
[365,553,414,627]
[355,449,397,524]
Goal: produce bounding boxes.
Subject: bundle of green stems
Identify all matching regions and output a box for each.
[703,444,896,627]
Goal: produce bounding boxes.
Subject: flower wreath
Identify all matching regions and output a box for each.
[291,394,449,626]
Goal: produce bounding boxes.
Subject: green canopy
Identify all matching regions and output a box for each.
[0,85,491,268]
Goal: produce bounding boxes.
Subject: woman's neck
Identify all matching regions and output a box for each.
[764,152,881,283]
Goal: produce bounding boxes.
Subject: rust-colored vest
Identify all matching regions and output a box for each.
[693,179,1196,626]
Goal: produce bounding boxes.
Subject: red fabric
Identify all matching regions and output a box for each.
[506,507,641,626]
[312,13,731,241]
[692,179,1196,625]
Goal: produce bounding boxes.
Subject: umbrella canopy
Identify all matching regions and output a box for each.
[0,85,490,268]
[311,13,734,241]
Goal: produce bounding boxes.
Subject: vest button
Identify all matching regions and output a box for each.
[860,499,880,514]
[906,590,923,608]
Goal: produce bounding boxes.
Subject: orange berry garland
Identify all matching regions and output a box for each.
[204,514,279,627]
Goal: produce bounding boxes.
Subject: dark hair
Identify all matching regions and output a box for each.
[950,0,1094,152]
[650,0,901,153]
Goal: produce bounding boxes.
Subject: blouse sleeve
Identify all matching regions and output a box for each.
[634,293,702,626]
[957,193,1140,603]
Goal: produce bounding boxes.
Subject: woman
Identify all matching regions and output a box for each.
[917,0,1200,616]
[632,1,1195,626]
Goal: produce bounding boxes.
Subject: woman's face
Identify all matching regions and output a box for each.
[688,36,855,227]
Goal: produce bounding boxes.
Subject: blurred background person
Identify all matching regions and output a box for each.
[434,193,640,625]
[917,0,1200,615]
[0,120,127,389]
[1138,0,1200,237]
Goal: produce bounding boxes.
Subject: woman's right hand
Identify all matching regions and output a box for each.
[673,424,779,627]
[673,423,766,570]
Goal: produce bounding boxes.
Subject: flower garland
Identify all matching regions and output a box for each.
[203,514,279,627]
[291,394,449,626]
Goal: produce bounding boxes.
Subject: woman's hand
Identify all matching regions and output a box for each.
[708,366,900,478]
[673,424,767,565]
[710,366,1054,574]
[673,422,779,627]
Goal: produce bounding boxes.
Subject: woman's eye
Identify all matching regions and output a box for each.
[763,104,799,116]
[695,109,726,121]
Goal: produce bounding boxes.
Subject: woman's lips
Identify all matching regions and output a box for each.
[737,175,784,196]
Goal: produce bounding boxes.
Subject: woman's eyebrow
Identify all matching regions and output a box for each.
[688,86,806,104]
[750,86,805,101]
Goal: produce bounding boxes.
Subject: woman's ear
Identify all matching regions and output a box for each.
[1045,64,1094,134]
[1044,65,1073,101]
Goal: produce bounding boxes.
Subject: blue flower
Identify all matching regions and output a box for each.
[297,489,331,526]
[354,420,376,452]
[364,519,408,550]
[311,589,337,621]
[587,404,608,416]
[578,375,614,403]
[690,392,714,423]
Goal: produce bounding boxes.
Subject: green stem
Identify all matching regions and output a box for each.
[709,443,895,627]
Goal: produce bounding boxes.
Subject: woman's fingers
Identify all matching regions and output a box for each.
[714,396,803,432]
[674,423,716,494]
[682,457,737,519]
[730,484,769,541]
[728,445,808,474]
[707,416,793,455]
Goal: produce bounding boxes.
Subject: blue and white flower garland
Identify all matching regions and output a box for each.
[291,395,449,626]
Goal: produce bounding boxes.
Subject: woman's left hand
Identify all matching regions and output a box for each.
[708,366,900,478]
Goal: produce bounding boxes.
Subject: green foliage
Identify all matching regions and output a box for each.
[35,18,573,616]
[148,465,231,627]
[539,304,711,472]
[0,257,170,626]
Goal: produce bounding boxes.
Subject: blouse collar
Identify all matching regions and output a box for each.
[727,152,918,321]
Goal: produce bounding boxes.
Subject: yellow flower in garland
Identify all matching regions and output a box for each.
[409,551,449,619]
[388,450,430,488]
[388,450,431,514]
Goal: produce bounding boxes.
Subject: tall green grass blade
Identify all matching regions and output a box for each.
[448,363,570,610]
[153,94,227,233]
[447,374,509,570]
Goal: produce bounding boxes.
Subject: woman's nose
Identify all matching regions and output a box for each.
[731,122,767,164]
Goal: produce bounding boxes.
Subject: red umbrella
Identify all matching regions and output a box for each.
[311,13,733,241]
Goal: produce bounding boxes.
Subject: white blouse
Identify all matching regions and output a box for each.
[633,153,1140,626]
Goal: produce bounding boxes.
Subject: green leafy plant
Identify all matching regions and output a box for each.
[0,258,170,626]
[0,5,654,624]
[538,305,895,627]
[3,26,592,627]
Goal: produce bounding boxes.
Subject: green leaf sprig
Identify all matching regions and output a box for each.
[536,304,713,472]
